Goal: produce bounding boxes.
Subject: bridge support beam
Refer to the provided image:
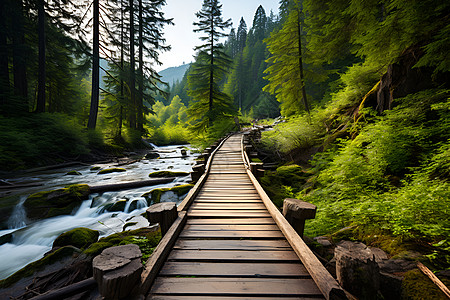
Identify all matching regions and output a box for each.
[282,198,317,238]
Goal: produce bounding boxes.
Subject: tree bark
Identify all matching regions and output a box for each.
[137,0,144,133]
[87,0,100,129]
[0,0,9,109]
[12,0,28,106]
[129,0,136,129]
[36,0,46,113]
[209,15,214,114]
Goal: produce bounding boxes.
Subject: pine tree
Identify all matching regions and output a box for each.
[187,0,235,132]
[236,18,247,53]
[264,0,309,117]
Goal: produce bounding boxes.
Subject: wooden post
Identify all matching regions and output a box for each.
[282,198,317,238]
[191,164,205,182]
[146,202,177,236]
[250,162,264,174]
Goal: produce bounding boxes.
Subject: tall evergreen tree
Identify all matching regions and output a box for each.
[187,0,235,132]
[236,18,247,53]
[264,0,309,116]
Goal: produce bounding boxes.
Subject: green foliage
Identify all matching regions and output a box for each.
[402,269,449,300]
[0,113,89,170]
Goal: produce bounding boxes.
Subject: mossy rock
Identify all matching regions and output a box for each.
[90,166,101,171]
[65,170,82,175]
[97,168,126,175]
[107,199,128,212]
[402,269,449,299]
[148,171,189,178]
[142,184,194,204]
[83,228,161,258]
[0,246,80,288]
[24,184,90,220]
[52,227,99,250]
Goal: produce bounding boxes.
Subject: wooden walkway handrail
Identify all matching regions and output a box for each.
[241,135,347,300]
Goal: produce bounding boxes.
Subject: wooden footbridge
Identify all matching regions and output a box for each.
[140,133,347,299]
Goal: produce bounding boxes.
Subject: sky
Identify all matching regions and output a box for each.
[156,0,279,71]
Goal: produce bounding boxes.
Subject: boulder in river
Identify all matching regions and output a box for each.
[23,184,90,220]
[148,170,189,178]
[142,184,194,204]
[65,170,82,176]
[97,168,126,175]
[145,152,160,159]
[52,227,99,250]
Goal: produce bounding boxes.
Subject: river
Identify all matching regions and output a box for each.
[0,144,198,280]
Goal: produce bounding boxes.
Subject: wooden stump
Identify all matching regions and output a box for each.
[191,164,205,182]
[146,202,178,236]
[93,244,143,300]
[282,198,316,238]
[335,241,380,299]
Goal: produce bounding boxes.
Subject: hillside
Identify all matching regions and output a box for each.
[158,63,190,86]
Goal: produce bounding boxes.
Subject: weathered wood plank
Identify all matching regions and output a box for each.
[179,230,285,239]
[189,203,266,210]
[194,198,263,203]
[173,239,291,250]
[159,262,309,277]
[186,218,275,225]
[150,277,322,296]
[148,296,323,300]
[184,224,280,231]
[168,250,299,262]
[188,210,271,218]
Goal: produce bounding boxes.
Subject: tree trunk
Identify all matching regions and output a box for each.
[12,0,28,107]
[296,7,309,114]
[137,0,144,132]
[36,0,46,113]
[87,0,100,129]
[208,16,214,115]
[118,0,124,137]
[0,0,9,109]
[129,0,136,129]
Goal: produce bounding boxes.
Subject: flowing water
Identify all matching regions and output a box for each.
[0,145,198,280]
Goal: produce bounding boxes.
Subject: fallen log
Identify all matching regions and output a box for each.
[89,178,175,194]
[28,278,97,300]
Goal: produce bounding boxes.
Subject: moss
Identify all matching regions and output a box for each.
[53,227,99,250]
[0,246,80,288]
[141,184,194,203]
[251,157,263,163]
[90,166,101,171]
[108,199,127,212]
[148,171,189,177]
[97,168,127,175]
[24,184,90,220]
[83,228,161,257]
[65,170,82,175]
[402,269,448,299]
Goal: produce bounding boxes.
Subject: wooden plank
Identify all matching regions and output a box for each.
[148,296,323,300]
[201,187,256,190]
[190,204,266,210]
[159,262,309,277]
[150,277,322,296]
[197,191,260,196]
[188,210,271,218]
[194,199,263,203]
[168,250,299,262]
[179,230,285,239]
[195,195,261,199]
[140,212,188,295]
[173,239,291,250]
[184,224,280,231]
[186,218,275,225]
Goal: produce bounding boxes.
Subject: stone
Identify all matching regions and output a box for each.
[314,236,332,247]
[97,168,127,175]
[93,244,143,299]
[148,171,189,178]
[181,149,187,156]
[53,227,99,250]
[65,170,82,176]
[335,240,381,299]
[145,152,160,159]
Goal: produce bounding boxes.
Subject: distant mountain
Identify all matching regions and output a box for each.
[158,63,190,86]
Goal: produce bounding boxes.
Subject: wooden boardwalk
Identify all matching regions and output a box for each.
[143,134,345,300]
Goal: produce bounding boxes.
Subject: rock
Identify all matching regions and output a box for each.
[142,184,194,204]
[148,171,189,178]
[0,232,13,245]
[369,247,389,262]
[107,199,128,212]
[90,166,101,171]
[335,240,381,299]
[314,236,332,247]
[97,168,127,175]
[65,170,82,176]
[378,258,417,274]
[380,272,403,300]
[402,269,449,299]
[93,244,143,299]
[181,149,187,156]
[24,184,90,220]
[53,227,99,250]
[145,152,160,159]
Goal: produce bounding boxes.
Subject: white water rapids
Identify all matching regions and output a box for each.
[0,145,197,279]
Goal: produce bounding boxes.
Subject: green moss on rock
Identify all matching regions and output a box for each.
[90,166,101,171]
[0,246,80,288]
[97,168,126,175]
[141,184,194,204]
[148,171,189,177]
[402,269,448,299]
[24,184,90,220]
[52,227,99,250]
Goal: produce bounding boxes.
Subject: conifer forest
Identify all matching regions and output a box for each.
[0,0,449,296]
